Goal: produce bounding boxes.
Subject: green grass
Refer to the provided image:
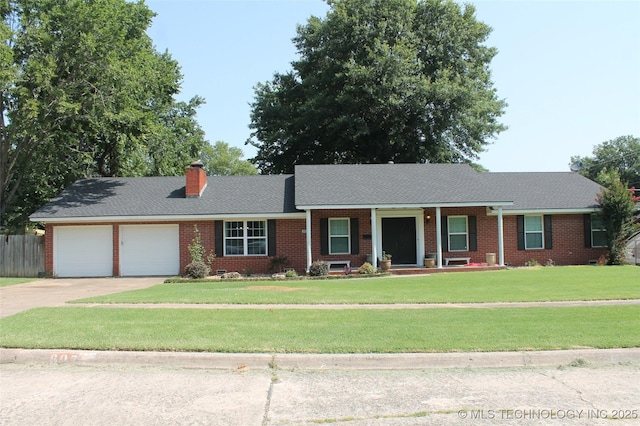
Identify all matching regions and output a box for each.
[0,278,36,287]
[1,305,638,353]
[75,266,640,305]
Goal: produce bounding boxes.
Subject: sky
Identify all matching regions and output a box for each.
[146,0,640,173]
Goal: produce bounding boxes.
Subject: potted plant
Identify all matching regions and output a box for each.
[380,251,392,271]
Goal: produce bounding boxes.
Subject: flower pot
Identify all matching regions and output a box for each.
[424,258,435,268]
[380,260,391,271]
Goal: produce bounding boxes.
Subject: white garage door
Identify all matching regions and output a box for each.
[54,226,113,277]
[120,225,180,276]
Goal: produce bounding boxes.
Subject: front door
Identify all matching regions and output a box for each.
[382,217,417,264]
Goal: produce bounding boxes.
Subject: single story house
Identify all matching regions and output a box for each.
[30,162,608,277]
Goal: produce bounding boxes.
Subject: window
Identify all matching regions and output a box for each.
[524,215,544,249]
[224,220,267,256]
[591,214,607,247]
[329,218,350,254]
[448,216,468,252]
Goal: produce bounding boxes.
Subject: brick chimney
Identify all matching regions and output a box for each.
[185,160,207,198]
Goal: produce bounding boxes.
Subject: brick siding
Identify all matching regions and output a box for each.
[43,210,607,277]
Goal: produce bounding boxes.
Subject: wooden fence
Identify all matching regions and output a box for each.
[0,234,45,277]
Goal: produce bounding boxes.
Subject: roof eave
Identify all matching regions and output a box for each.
[296,201,514,210]
[488,207,600,215]
[30,212,307,223]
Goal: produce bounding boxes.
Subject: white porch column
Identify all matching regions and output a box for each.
[370,208,378,267]
[305,209,312,272]
[497,206,505,266]
[435,206,443,268]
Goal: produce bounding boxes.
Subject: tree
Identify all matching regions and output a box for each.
[201,141,257,176]
[597,176,640,265]
[571,135,640,188]
[247,0,506,174]
[1,0,209,230]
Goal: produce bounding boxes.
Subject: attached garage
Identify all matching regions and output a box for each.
[119,225,180,276]
[54,225,113,277]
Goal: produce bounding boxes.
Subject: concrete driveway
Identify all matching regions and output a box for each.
[0,277,163,318]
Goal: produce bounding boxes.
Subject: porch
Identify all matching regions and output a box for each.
[329,264,506,276]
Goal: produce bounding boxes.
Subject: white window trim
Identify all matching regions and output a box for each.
[590,213,607,248]
[524,215,544,250]
[448,216,468,252]
[329,218,351,255]
[224,220,268,256]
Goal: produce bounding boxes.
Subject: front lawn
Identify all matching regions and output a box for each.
[0,278,37,287]
[75,266,640,305]
[1,305,638,353]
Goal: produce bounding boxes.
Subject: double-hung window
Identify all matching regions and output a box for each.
[524,216,544,249]
[590,214,607,247]
[448,216,468,252]
[224,220,267,256]
[329,218,350,254]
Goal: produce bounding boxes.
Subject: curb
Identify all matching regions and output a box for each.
[2,348,639,370]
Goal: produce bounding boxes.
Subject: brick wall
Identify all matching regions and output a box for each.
[43,210,607,277]
[423,208,606,266]
[201,219,308,275]
[310,209,373,267]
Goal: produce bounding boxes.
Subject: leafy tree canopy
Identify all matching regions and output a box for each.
[571,135,640,188]
[247,0,507,174]
[596,175,640,265]
[1,0,212,231]
[201,141,257,176]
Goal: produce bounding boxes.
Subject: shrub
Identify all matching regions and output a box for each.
[285,269,298,278]
[221,271,241,279]
[269,255,289,272]
[184,261,210,279]
[358,262,376,275]
[308,260,329,277]
[524,259,540,267]
[188,225,205,263]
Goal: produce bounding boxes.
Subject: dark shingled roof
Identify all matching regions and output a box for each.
[295,163,509,206]
[30,175,297,219]
[294,164,602,210]
[481,172,603,211]
[30,164,603,221]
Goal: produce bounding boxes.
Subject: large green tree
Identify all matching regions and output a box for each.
[1,0,209,230]
[201,141,257,176]
[597,176,640,265]
[571,135,640,188]
[247,0,506,174]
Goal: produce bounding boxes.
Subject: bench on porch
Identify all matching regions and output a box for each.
[324,260,351,270]
[444,257,471,266]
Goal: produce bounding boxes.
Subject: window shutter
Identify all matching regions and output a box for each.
[215,220,224,257]
[268,219,276,256]
[320,218,329,255]
[350,218,359,254]
[517,215,525,250]
[583,214,592,248]
[440,216,449,252]
[468,216,477,252]
[544,215,553,249]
